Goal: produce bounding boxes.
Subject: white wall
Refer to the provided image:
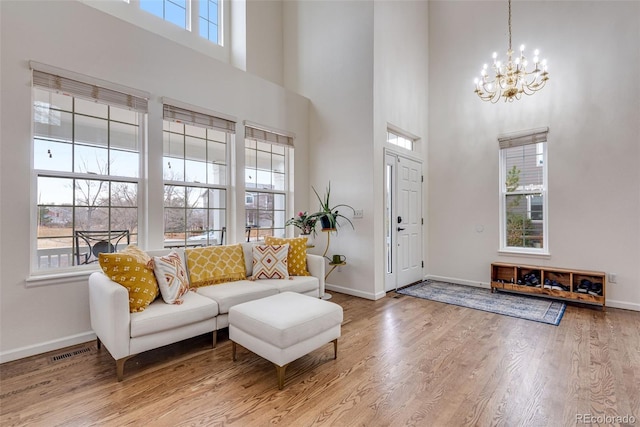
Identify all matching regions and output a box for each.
[283,0,430,299]
[0,0,310,362]
[428,1,640,310]
[373,0,429,296]
[246,0,284,86]
[284,0,377,299]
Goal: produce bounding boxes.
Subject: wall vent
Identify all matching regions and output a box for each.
[50,346,92,362]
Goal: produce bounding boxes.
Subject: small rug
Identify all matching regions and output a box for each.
[397,280,566,326]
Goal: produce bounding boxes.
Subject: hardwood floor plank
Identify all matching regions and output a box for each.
[1,291,638,427]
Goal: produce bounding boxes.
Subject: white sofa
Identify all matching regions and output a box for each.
[89,243,325,380]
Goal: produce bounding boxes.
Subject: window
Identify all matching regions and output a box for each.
[499,128,549,253]
[140,0,188,29]
[199,0,220,44]
[32,68,148,271]
[387,129,415,151]
[162,103,234,247]
[139,0,223,46]
[244,126,293,241]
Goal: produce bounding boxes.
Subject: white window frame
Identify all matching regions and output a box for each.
[386,127,417,152]
[244,124,294,241]
[29,63,149,276]
[79,0,229,63]
[161,101,235,248]
[498,127,549,256]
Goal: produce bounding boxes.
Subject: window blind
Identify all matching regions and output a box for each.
[245,126,294,147]
[498,127,549,149]
[163,104,236,133]
[32,70,148,113]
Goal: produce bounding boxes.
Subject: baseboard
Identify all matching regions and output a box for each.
[426,274,491,290]
[325,283,384,300]
[426,275,639,312]
[0,331,96,364]
[605,300,640,312]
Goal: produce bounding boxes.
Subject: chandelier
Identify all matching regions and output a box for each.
[474,0,549,103]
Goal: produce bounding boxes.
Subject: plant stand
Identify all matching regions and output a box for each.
[320,230,346,300]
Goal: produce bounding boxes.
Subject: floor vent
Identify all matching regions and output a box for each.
[50,346,92,362]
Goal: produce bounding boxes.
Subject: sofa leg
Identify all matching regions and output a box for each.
[333,338,338,359]
[232,341,237,361]
[275,363,290,390]
[96,337,101,350]
[115,356,133,382]
[212,330,217,348]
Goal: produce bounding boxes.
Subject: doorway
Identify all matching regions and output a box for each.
[384,151,424,292]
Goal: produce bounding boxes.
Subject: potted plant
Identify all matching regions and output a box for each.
[310,182,355,232]
[285,211,317,236]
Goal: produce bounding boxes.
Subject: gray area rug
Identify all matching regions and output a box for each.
[397,280,566,326]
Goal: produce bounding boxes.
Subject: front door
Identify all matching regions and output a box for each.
[384,151,424,291]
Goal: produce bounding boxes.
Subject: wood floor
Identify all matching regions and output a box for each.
[1,291,639,426]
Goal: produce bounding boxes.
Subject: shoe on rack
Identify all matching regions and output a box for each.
[588,282,603,296]
[543,278,552,289]
[576,279,592,293]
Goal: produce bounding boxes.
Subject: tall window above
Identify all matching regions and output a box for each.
[199,0,220,44]
[139,0,223,46]
[244,126,293,241]
[162,103,234,248]
[140,0,188,29]
[499,128,549,254]
[32,68,148,272]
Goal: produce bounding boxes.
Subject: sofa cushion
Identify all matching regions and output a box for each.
[130,291,218,338]
[252,244,289,280]
[151,251,190,304]
[98,246,159,313]
[257,276,319,295]
[196,280,278,314]
[264,236,310,276]
[241,242,254,277]
[186,244,246,287]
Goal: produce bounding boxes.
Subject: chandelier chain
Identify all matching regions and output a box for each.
[508,0,512,51]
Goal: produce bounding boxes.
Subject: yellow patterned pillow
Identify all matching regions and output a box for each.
[186,244,246,287]
[99,246,159,313]
[264,236,310,276]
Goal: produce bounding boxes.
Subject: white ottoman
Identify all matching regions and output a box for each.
[229,291,343,389]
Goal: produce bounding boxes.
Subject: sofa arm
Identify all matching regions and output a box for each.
[88,272,131,360]
[306,254,325,298]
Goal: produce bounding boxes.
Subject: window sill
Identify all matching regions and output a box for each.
[25,268,99,288]
[498,250,551,260]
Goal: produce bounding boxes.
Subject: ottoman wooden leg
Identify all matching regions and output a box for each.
[275,363,290,390]
[333,338,338,359]
[232,341,237,361]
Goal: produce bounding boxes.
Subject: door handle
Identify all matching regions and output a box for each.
[397,227,406,231]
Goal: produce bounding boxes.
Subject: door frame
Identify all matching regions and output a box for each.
[383,148,424,292]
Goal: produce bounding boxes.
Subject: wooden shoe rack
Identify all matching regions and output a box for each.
[491,262,606,309]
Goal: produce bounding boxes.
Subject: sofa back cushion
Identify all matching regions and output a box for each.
[241,242,255,276]
[186,244,246,287]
